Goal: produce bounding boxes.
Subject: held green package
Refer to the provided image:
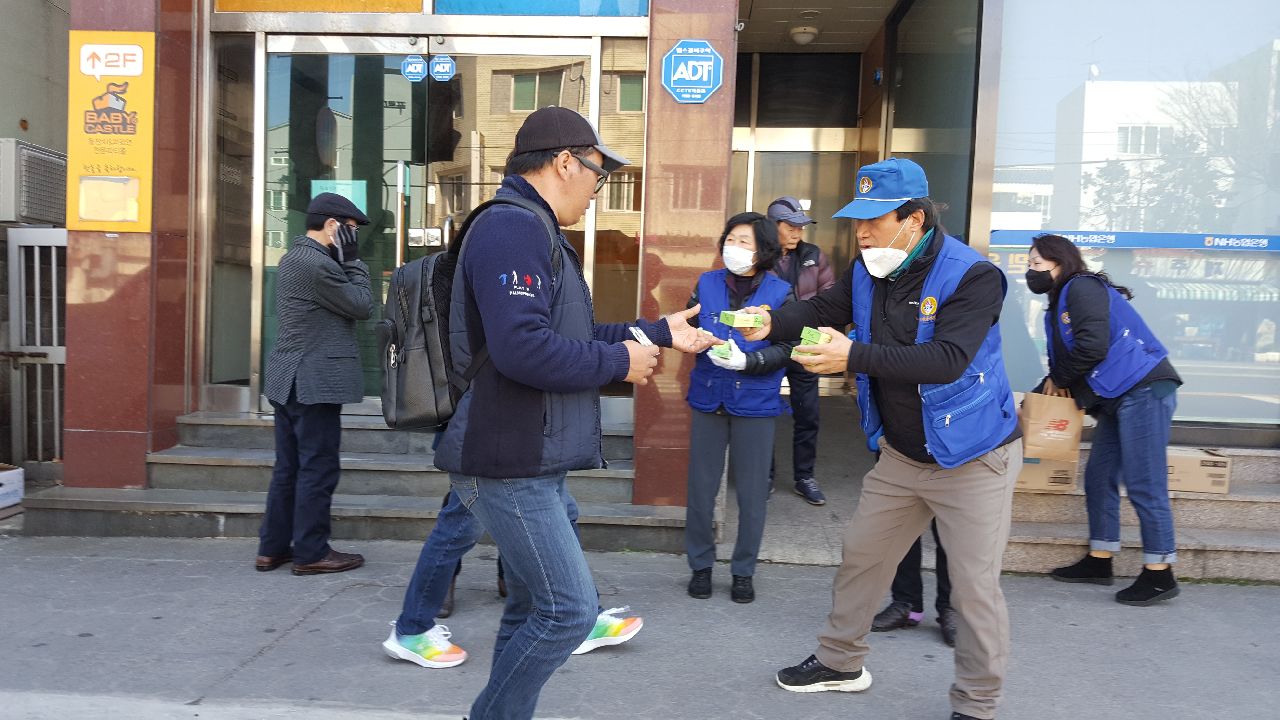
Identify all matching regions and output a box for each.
[800,326,831,346]
[719,310,764,328]
[710,342,733,359]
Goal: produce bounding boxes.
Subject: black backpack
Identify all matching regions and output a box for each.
[377,196,562,431]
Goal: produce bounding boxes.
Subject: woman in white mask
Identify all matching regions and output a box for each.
[682,212,797,604]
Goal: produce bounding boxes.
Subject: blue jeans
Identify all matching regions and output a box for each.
[452,472,598,720]
[260,391,342,564]
[396,486,588,636]
[1084,385,1178,564]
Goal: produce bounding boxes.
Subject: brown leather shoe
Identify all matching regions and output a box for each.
[255,552,292,572]
[291,549,364,576]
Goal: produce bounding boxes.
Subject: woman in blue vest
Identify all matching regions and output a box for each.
[1026,234,1183,605]
[684,211,796,604]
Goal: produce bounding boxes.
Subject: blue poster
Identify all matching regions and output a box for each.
[434,0,648,16]
[990,229,1278,253]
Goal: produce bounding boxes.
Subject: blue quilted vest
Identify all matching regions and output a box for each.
[686,269,792,417]
[1048,275,1167,398]
[851,235,1018,468]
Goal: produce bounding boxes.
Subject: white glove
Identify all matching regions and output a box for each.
[708,338,747,371]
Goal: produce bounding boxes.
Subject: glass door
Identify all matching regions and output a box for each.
[256,36,599,413]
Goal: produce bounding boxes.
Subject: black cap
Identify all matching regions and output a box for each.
[513,106,631,173]
[306,192,370,225]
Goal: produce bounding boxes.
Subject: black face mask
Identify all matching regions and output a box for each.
[1025,268,1055,295]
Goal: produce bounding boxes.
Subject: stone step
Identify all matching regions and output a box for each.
[146,446,634,504]
[1003,521,1280,582]
[20,487,685,554]
[176,412,635,460]
[1013,476,1280,531]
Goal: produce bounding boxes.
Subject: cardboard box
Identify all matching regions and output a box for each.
[1016,456,1078,493]
[0,464,24,509]
[1166,448,1231,494]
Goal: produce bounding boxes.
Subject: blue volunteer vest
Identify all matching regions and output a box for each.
[1048,275,1168,398]
[851,235,1018,469]
[687,269,792,417]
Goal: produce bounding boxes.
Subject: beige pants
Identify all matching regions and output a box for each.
[815,439,1022,720]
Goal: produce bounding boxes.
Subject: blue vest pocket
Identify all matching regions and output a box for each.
[925,386,1004,464]
[1089,331,1160,398]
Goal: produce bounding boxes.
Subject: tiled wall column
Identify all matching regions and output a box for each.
[633,0,739,506]
[63,0,195,487]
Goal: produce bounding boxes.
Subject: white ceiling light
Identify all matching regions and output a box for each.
[789,26,820,46]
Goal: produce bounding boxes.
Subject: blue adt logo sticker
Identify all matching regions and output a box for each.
[661,40,723,104]
[400,55,427,83]
[429,54,457,82]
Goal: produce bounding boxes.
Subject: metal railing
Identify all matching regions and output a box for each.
[6,228,66,474]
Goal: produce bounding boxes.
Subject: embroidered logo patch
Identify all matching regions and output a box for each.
[500,269,541,298]
[859,176,873,194]
[1060,311,1070,325]
[920,296,938,318]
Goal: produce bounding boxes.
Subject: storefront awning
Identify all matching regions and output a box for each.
[1149,281,1280,302]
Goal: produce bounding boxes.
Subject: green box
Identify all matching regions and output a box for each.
[710,343,733,359]
[800,326,831,346]
[719,310,764,328]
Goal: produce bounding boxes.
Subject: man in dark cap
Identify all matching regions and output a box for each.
[429,106,718,720]
[766,196,835,505]
[256,191,373,576]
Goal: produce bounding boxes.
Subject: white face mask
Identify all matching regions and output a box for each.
[861,220,915,278]
[722,245,756,275]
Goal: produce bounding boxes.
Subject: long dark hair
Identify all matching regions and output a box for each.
[718,211,782,272]
[1030,233,1133,299]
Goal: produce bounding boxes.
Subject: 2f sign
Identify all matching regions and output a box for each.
[81,44,144,81]
[673,60,714,83]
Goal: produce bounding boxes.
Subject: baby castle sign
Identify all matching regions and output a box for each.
[661,39,724,104]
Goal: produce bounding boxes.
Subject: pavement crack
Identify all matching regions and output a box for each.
[186,581,381,706]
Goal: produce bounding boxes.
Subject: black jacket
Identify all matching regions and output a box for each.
[769,231,1020,463]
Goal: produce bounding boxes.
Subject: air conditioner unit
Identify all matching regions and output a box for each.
[0,139,66,225]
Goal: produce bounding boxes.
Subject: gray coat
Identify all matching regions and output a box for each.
[264,236,372,406]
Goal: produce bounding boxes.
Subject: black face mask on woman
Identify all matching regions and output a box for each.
[1024,268,1055,295]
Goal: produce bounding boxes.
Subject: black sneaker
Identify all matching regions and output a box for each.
[731,575,754,603]
[1049,554,1114,585]
[938,606,958,647]
[871,601,919,632]
[688,568,712,599]
[776,655,872,693]
[793,477,826,506]
[1116,566,1180,606]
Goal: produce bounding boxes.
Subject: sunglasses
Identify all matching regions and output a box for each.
[574,154,610,194]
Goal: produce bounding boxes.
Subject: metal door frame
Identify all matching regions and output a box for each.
[248,34,603,414]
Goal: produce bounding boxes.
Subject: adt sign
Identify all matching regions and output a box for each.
[400,54,427,82]
[661,39,723,104]
[429,54,456,82]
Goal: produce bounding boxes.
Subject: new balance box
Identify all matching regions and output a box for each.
[1016,457,1078,493]
[1166,448,1231,494]
[0,464,23,509]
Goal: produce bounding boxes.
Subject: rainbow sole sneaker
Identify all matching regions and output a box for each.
[572,606,644,655]
[382,622,468,668]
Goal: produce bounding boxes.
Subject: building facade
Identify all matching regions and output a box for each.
[56,0,1279,513]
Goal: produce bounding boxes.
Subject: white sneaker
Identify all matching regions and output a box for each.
[571,607,644,655]
[381,621,468,668]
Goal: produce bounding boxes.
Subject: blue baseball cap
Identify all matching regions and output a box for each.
[833,158,929,220]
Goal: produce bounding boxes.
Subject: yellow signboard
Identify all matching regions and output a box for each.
[65,31,155,233]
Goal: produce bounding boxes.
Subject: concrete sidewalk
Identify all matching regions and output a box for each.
[0,532,1274,720]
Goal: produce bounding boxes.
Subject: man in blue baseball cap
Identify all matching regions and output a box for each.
[741,157,1024,720]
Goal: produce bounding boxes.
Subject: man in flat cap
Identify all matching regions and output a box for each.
[256,192,373,576]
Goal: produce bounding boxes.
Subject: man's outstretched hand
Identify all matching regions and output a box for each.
[665,304,724,353]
